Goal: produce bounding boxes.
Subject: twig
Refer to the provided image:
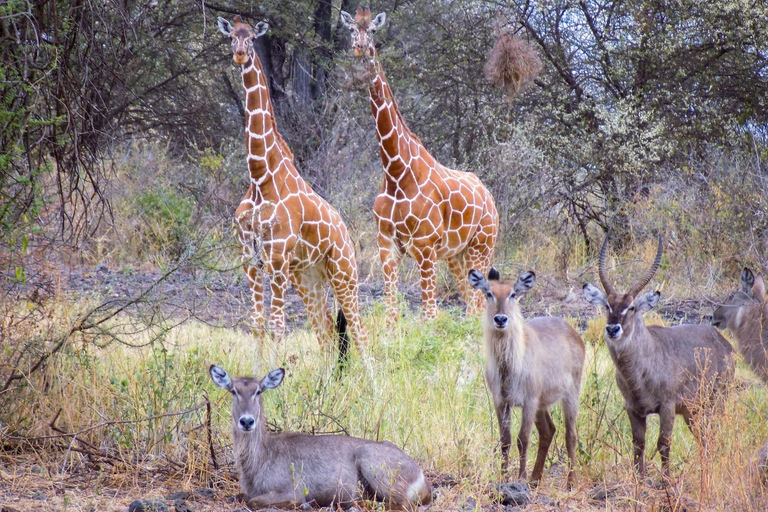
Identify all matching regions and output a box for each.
[5,402,206,443]
[205,391,219,470]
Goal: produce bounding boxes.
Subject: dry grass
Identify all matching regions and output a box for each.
[1,294,767,510]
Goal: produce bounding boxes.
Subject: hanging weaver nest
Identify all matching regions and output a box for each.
[484,31,542,101]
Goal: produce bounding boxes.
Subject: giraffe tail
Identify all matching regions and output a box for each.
[335,309,349,375]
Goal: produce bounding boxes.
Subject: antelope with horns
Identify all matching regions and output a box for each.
[712,267,768,384]
[583,234,734,476]
[468,268,585,487]
[209,365,432,510]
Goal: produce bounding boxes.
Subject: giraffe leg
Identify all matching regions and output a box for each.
[446,253,476,312]
[413,246,438,320]
[378,234,403,325]
[264,257,290,342]
[464,238,495,315]
[243,262,266,334]
[290,267,333,344]
[326,254,368,351]
[235,197,267,336]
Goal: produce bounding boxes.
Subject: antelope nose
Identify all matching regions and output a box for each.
[493,315,508,328]
[605,324,621,338]
[239,415,255,431]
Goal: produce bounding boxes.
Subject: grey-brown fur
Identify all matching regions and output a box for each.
[469,268,585,488]
[584,235,734,476]
[712,268,768,384]
[209,365,432,510]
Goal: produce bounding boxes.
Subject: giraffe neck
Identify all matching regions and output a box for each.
[367,54,426,182]
[240,52,294,196]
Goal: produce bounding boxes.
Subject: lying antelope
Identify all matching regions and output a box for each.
[583,234,734,476]
[209,365,432,510]
[469,268,585,487]
[712,267,768,384]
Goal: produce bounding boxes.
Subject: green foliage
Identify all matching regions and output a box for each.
[130,187,194,260]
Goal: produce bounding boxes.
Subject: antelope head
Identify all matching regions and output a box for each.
[469,267,535,331]
[209,365,284,433]
[583,235,663,344]
[712,267,767,330]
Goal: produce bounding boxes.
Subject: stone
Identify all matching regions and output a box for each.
[493,482,531,507]
[194,488,215,499]
[166,492,190,501]
[128,500,169,512]
[173,502,194,512]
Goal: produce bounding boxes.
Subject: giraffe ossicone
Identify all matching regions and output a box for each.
[219,15,368,354]
[341,7,499,322]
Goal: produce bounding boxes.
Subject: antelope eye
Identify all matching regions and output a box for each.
[485,292,494,299]
[509,292,517,299]
[627,306,635,312]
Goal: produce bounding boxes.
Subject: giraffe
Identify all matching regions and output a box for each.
[340,8,499,322]
[218,16,368,355]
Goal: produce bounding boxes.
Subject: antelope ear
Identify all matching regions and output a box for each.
[340,10,355,28]
[515,271,536,294]
[217,17,233,37]
[468,269,491,295]
[253,21,268,39]
[636,290,660,312]
[260,368,285,391]
[753,275,767,303]
[583,283,608,307]
[209,365,233,392]
[741,267,755,294]
[371,12,387,32]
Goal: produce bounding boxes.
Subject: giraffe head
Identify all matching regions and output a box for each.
[217,15,268,66]
[340,7,386,58]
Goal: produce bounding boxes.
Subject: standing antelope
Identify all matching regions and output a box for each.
[583,234,734,476]
[209,365,432,510]
[712,267,768,384]
[468,268,585,488]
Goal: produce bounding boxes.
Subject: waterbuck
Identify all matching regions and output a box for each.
[712,267,768,384]
[209,365,432,510]
[468,268,585,487]
[583,234,734,476]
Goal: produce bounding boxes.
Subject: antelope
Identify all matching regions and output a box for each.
[712,267,768,384]
[209,365,432,510]
[583,234,734,476]
[468,268,585,488]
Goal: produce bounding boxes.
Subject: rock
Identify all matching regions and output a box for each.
[2,506,23,512]
[493,482,531,507]
[588,483,624,501]
[194,488,215,499]
[458,495,477,511]
[535,496,557,507]
[173,502,194,512]
[128,500,169,512]
[166,492,190,501]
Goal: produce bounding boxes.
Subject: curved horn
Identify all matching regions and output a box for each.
[598,233,616,297]
[629,234,663,297]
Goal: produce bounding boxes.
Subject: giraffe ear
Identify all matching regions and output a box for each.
[253,21,268,39]
[217,17,233,37]
[370,12,386,33]
[340,10,355,29]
